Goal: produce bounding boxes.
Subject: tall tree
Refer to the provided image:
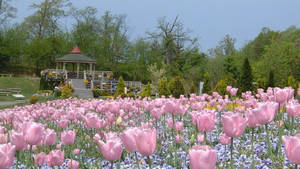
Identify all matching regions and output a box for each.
[148,16,197,65]
[0,0,17,27]
[23,0,71,38]
[240,57,253,92]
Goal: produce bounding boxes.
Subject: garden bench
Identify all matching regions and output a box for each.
[0,91,11,96]
[6,88,21,94]
[0,74,13,77]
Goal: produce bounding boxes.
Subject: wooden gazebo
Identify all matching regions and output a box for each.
[55,46,96,79]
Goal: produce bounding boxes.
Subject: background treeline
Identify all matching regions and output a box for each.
[0,0,299,94]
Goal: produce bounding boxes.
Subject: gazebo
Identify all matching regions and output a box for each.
[55,46,96,79]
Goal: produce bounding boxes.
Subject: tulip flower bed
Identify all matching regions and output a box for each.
[0,87,299,169]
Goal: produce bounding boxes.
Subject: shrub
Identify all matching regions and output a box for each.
[92,89,101,98]
[29,96,39,104]
[214,79,229,96]
[202,72,211,94]
[141,82,151,98]
[158,77,170,97]
[54,90,62,97]
[287,75,298,93]
[168,76,185,98]
[61,84,73,99]
[190,82,197,95]
[92,89,110,98]
[114,76,126,98]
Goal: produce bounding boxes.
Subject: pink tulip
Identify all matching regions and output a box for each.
[58,119,69,129]
[0,126,5,134]
[175,134,183,143]
[120,128,138,152]
[197,134,204,143]
[67,160,79,169]
[73,149,80,155]
[286,103,300,117]
[93,134,101,142]
[0,143,15,169]
[10,130,27,151]
[226,86,232,92]
[195,111,217,132]
[34,152,46,166]
[167,118,174,128]
[46,149,64,166]
[44,129,56,146]
[136,128,156,156]
[189,145,217,169]
[230,88,238,96]
[175,121,184,131]
[282,134,300,164]
[0,133,8,144]
[222,112,247,138]
[61,130,76,145]
[24,122,44,145]
[255,102,278,125]
[98,134,123,161]
[56,143,61,149]
[298,88,300,96]
[219,134,231,145]
[245,109,260,128]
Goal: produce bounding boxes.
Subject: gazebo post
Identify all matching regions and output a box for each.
[63,62,66,70]
[55,63,58,78]
[77,62,80,79]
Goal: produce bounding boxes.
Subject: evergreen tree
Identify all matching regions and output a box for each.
[267,70,275,88]
[202,72,211,94]
[168,76,185,98]
[240,57,253,92]
[158,77,170,97]
[114,76,126,97]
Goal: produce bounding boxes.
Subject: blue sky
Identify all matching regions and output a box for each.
[10,0,300,52]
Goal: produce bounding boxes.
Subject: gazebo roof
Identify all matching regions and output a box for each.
[56,46,96,64]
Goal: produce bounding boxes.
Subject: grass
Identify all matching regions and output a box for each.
[0,77,40,101]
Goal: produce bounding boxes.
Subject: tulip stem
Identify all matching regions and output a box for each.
[295,164,297,169]
[204,131,207,145]
[265,124,272,157]
[230,138,234,169]
[251,128,255,169]
[291,116,295,135]
[110,161,114,169]
[147,156,152,169]
[135,152,140,169]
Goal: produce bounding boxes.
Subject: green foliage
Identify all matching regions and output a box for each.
[240,57,253,92]
[114,76,126,98]
[190,82,197,94]
[256,77,267,90]
[141,82,151,98]
[202,72,211,94]
[29,96,39,104]
[92,89,110,98]
[287,75,298,91]
[61,84,73,99]
[158,77,170,97]
[168,76,185,98]
[92,89,101,98]
[214,79,229,96]
[54,90,62,97]
[267,70,275,88]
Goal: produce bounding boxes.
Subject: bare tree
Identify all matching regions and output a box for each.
[148,16,197,65]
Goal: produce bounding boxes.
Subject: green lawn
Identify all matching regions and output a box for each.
[0,77,40,101]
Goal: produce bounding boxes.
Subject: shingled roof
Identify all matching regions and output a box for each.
[56,46,96,64]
